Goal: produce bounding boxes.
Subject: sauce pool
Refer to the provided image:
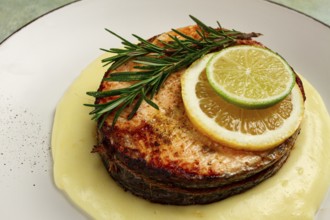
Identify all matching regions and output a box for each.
[52,53,330,220]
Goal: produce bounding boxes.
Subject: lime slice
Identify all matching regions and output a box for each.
[206,45,296,109]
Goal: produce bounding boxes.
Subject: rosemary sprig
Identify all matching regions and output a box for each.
[85,15,261,127]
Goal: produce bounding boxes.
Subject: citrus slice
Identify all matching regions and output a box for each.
[181,53,304,151]
[206,45,296,109]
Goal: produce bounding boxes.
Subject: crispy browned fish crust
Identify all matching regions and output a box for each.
[94,25,305,205]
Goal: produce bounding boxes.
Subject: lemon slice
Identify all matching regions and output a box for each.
[206,45,296,109]
[181,53,304,151]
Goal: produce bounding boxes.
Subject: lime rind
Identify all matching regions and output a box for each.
[206,45,296,109]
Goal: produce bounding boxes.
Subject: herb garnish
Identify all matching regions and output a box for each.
[85,15,261,127]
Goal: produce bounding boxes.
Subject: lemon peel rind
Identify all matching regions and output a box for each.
[206,45,296,109]
[181,53,304,151]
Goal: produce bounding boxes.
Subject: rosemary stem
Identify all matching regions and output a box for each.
[86,16,261,127]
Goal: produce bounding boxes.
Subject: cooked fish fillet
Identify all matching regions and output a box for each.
[93,25,305,205]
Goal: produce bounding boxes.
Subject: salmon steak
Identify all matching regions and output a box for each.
[93,25,305,205]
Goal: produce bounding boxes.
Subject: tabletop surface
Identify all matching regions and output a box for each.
[0,0,330,44]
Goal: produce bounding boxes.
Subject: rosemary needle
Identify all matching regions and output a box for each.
[85,15,261,127]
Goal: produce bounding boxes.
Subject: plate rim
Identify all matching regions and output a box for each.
[1,0,329,47]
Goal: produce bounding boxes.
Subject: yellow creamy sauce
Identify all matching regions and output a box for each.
[52,53,330,220]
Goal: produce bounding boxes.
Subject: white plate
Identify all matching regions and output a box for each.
[0,0,329,219]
